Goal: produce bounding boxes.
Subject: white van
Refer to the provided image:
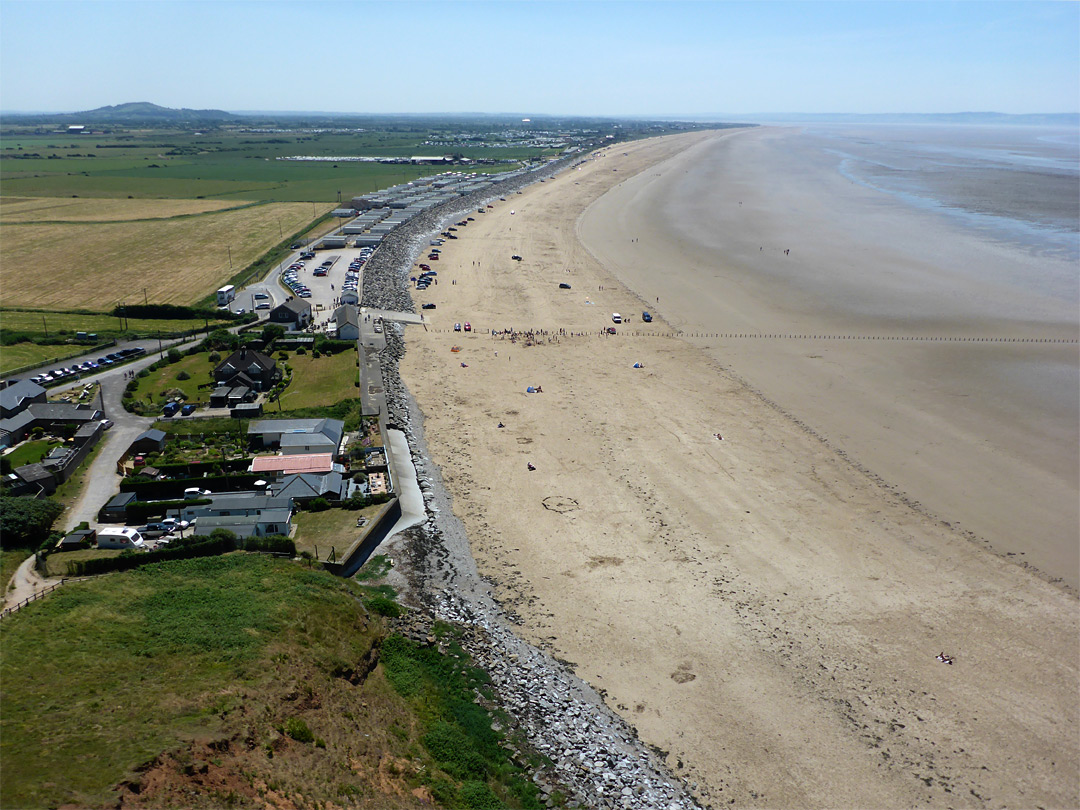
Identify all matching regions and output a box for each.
[611,313,622,324]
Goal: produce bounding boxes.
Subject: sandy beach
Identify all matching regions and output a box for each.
[398,129,1078,808]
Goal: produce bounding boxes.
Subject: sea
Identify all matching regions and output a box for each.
[801,123,1080,295]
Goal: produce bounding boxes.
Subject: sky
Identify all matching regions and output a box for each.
[1,0,1077,116]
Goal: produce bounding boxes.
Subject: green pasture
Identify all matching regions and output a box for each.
[0,342,87,374]
[0,310,229,336]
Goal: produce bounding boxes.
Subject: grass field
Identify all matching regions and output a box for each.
[0,196,244,222]
[0,342,89,374]
[1,202,328,310]
[1,310,231,337]
[278,349,358,410]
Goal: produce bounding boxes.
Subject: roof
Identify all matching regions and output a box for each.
[0,380,46,413]
[248,418,343,440]
[134,428,166,444]
[105,491,138,508]
[334,305,360,330]
[275,471,344,500]
[280,433,336,450]
[24,403,101,422]
[201,493,292,513]
[15,463,54,484]
[272,298,311,318]
[251,453,335,475]
[215,349,276,379]
[0,410,35,437]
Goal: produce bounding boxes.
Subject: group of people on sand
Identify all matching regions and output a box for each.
[936,651,955,665]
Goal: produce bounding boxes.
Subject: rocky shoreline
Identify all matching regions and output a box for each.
[359,156,705,810]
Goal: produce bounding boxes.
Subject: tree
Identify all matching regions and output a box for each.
[203,328,239,352]
[261,323,285,346]
[0,497,64,549]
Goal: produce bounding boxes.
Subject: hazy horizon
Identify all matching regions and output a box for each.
[1,1,1076,117]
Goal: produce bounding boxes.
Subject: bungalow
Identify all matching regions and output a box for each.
[213,349,280,392]
[268,298,312,331]
[248,418,344,454]
[274,472,346,502]
[251,453,336,476]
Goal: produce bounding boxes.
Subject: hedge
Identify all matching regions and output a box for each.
[120,474,262,501]
[125,498,210,523]
[65,535,235,576]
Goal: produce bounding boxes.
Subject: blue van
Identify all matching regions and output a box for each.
[162,401,180,417]
[642,311,653,323]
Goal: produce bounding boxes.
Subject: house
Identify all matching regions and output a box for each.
[268,299,312,331]
[274,472,346,502]
[213,349,281,392]
[0,403,103,447]
[181,492,293,521]
[0,379,47,418]
[193,509,292,538]
[129,428,167,455]
[340,289,360,306]
[248,418,344,453]
[333,305,361,341]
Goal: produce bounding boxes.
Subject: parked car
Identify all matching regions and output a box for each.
[606,327,617,335]
[162,401,180,417]
[454,323,462,331]
[642,311,653,322]
[559,283,572,289]
[181,404,196,416]
[463,322,472,332]
[422,303,436,310]
[99,419,114,430]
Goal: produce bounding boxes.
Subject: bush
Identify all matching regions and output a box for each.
[312,350,321,359]
[176,371,191,381]
[295,347,306,355]
[65,535,234,576]
[0,497,64,549]
[307,497,331,512]
[243,535,295,555]
[364,595,401,618]
[166,349,182,364]
[284,717,314,744]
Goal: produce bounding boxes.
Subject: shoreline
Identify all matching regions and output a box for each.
[394,129,1078,807]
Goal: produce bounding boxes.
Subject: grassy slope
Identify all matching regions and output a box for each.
[0,554,544,810]
[0,342,88,374]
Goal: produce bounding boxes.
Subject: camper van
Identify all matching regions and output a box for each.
[97,528,145,550]
[611,313,622,324]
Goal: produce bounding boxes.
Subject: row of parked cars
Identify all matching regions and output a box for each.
[31,346,146,384]
[162,401,197,418]
[283,261,311,298]
[344,247,374,298]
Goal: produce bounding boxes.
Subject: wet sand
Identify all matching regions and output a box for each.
[397,130,1078,808]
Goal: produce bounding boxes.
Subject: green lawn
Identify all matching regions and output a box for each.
[1,309,230,336]
[136,352,216,405]
[292,505,383,559]
[0,342,88,374]
[277,349,358,410]
[4,439,62,468]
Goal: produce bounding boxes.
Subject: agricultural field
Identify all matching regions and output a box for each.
[1,201,326,310]
[277,349,358,410]
[0,196,243,222]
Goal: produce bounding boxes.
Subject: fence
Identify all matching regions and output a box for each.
[0,579,69,620]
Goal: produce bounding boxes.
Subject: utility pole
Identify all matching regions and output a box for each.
[227,246,233,270]
[42,315,47,337]
[144,288,148,305]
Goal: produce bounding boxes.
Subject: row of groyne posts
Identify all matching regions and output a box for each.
[432,327,1079,344]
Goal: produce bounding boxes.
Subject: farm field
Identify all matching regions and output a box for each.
[1,201,327,310]
[277,349,358,410]
[0,196,244,222]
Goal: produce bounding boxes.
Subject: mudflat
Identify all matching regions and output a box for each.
[398,130,1078,808]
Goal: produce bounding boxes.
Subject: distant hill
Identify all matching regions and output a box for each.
[3,102,237,126]
[71,101,237,123]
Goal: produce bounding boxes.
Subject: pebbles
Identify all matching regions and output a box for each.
[366,158,702,810]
